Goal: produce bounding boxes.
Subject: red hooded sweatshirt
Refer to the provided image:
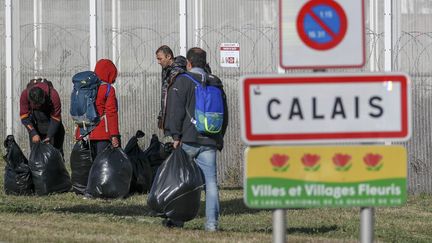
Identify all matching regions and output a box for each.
[75,59,120,140]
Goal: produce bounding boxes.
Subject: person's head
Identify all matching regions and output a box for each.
[156,45,174,69]
[28,87,46,107]
[94,59,118,84]
[186,47,207,70]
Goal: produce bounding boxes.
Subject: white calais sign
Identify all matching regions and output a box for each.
[279,0,365,69]
[220,43,240,68]
[239,73,411,145]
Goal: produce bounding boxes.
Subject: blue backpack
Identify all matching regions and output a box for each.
[70,71,110,136]
[180,73,224,135]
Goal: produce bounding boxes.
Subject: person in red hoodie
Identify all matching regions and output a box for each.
[20,78,65,155]
[75,59,121,154]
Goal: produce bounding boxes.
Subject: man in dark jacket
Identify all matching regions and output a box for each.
[166,47,228,231]
[155,45,187,133]
[20,78,65,155]
[155,45,175,130]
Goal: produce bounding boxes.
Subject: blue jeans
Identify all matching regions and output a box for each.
[182,143,219,230]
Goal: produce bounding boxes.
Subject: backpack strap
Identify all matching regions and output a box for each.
[105,83,111,97]
[180,73,203,86]
[101,82,112,133]
[100,82,111,98]
[178,73,203,124]
[45,79,52,102]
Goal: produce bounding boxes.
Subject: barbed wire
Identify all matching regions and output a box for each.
[1,21,432,188]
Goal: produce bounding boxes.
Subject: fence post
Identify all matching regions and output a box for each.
[33,0,42,74]
[112,0,121,67]
[89,0,97,69]
[5,0,14,136]
[368,0,378,71]
[384,0,392,72]
[179,0,187,56]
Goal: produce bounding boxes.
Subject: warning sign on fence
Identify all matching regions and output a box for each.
[220,43,240,68]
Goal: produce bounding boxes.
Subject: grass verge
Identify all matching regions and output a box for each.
[0,159,431,242]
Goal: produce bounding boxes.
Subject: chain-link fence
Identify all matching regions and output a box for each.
[1,0,432,192]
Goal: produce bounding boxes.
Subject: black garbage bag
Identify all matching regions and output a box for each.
[29,143,72,196]
[70,140,93,195]
[124,130,152,194]
[142,134,173,183]
[86,145,132,199]
[3,135,34,195]
[147,148,204,222]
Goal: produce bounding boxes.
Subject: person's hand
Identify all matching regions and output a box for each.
[32,135,41,143]
[173,140,181,149]
[42,137,51,144]
[111,137,120,148]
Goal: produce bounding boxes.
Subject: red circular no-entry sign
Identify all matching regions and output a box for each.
[296,0,348,51]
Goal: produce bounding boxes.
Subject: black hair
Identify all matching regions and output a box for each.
[186,47,207,68]
[28,87,46,105]
[156,45,174,60]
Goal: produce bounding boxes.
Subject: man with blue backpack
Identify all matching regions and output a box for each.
[72,59,121,154]
[166,47,228,231]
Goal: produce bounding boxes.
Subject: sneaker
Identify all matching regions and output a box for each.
[162,219,184,228]
[205,225,218,232]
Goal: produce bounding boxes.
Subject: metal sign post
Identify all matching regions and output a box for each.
[361,207,374,243]
[273,209,286,243]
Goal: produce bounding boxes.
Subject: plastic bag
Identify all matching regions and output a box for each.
[124,130,152,194]
[142,134,173,183]
[3,135,34,195]
[147,148,204,222]
[29,143,72,196]
[70,140,93,195]
[86,145,132,199]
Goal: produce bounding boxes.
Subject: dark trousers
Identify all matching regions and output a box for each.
[29,123,65,157]
[89,140,110,160]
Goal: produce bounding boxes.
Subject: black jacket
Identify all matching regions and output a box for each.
[158,56,187,130]
[167,70,228,150]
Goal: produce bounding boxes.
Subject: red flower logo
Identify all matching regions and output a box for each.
[270,154,290,172]
[301,154,321,171]
[333,153,352,171]
[363,153,383,171]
